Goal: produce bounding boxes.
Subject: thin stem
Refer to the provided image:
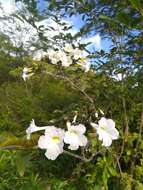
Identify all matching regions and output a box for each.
[130,102,143,176]
[46,71,95,109]
[122,97,129,141]
[0,145,37,150]
[136,102,143,148]
[0,145,99,162]
[116,156,122,175]
[63,150,100,162]
[63,150,87,161]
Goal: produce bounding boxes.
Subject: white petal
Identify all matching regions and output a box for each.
[97,128,106,140]
[66,121,72,131]
[45,126,60,137]
[102,135,112,147]
[90,122,98,129]
[95,112,98,118]
[97,128,112,147]
[107,128,119,140]
[26,119,50,140]
[57,128,65,139]
[26,133,31,140]
[64,44,73,53]
[107,119,115,129]
[22,73,27,81]
[64,131,80,150]
[26,119,38,139]
[75,124,86,134]
[45,144,63,160]
[23,67,29,73]
[64,131,78,144]
[38,135,51,149]
[99,109,104,115]
[72,115,77,123]
[98,117,108,127]
[84,62,90,72]
[78,135,88,147]
[68,143,79,150]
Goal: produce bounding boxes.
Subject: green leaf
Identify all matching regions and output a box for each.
[129,0,140,10]
[15,153,30,177]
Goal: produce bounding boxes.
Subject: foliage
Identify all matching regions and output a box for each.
[0,0,143,190]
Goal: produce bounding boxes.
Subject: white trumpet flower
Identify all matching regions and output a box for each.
[38,126,65,160]
[64,44,74,53]
[26,119,49,140]
[22,67,33,81]
[22,72,28,81]
[73,48,83,60]
[77,57,91,72]
[48,49,72,67]
[48,49,60,64]
[64,121,88,150]
[91,117,119,147]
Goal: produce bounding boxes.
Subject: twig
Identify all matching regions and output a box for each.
[136,102,143,149]
[0,145,100,162]
[0,145,37,150]
[63,150,100,162]
[122,97,129,141]
[116,156,122,175]
[46,71,95,109]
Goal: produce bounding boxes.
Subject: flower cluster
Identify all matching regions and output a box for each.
[22,44,91,81]
[47,44,91,72]
[26,117,119,160]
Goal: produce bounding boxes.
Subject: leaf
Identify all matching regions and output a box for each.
[108,166,117,176]
[99,15,117,23]
[15,153,30,177]
[129,0,140,10]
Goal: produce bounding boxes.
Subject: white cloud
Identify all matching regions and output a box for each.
[0,0,15,15]
[0,1,101,57]
[81,34,101,49]
[0,1,78,51]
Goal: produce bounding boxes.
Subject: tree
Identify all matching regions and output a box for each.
[0,0,143,189]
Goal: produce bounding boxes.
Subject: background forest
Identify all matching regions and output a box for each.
[0,0,143,189]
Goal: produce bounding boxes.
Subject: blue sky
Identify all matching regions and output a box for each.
[37,0,112,52]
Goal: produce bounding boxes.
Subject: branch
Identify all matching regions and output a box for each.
[0,145,37,150]
[46,71,95,108]
[63,150,100,162]
[0,145,100,163]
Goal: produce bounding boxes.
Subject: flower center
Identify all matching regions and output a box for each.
[52,136,60,143]
[70,130,77,135]
[100,125,107,131]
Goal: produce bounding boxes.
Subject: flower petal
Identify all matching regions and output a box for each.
[45,126,60,137]
[97,128,112,146]
[68,143,79,150]
[78,135,88,147]
[64,131,78,144]
[107,127,119,140]
[90,122,99,129]
[38,135,51,149]
[107,119,115,129]
[26,119,38,140]
[98,117,108,127]
[45,144,63,160]
[66,121,72,131]
[102,135,112,147]
[75,124,86,134]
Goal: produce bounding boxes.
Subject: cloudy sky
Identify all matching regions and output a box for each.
[0,0,111,52]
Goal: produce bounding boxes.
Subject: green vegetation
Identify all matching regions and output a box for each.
[0,0,143,189]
